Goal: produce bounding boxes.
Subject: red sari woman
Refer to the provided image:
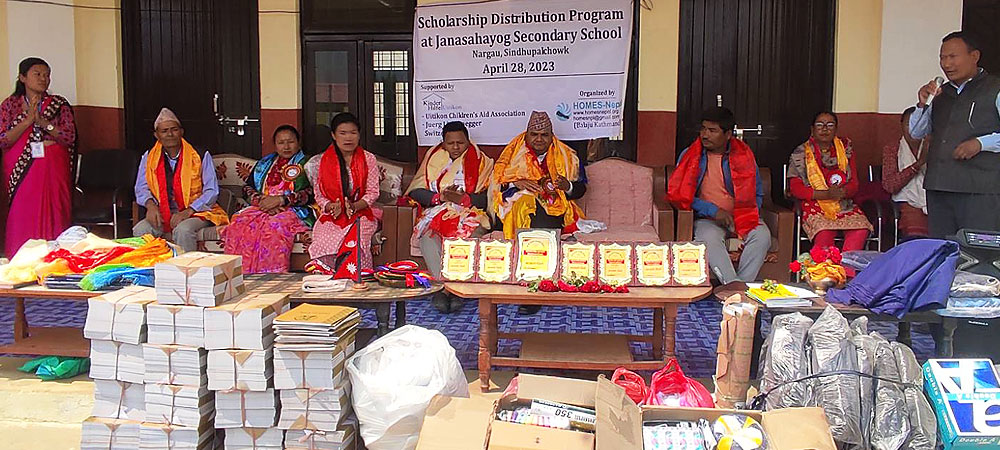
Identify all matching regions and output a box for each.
[0,58,76,256]
[305,113,381,277]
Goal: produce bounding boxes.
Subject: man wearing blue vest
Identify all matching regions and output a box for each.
[910,31,1000,238]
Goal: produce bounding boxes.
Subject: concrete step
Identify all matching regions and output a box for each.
[0,357,93,450]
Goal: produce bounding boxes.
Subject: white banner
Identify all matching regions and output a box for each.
[413,0,633,146]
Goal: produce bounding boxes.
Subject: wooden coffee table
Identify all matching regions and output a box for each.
[445,282,713,392]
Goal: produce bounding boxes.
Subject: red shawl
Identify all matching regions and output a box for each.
[153,148,187,232]
[668,137,759,238]
[318,145,373,226]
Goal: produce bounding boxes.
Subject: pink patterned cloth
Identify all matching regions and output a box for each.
[222,208,308,273]
[305,151,382,271]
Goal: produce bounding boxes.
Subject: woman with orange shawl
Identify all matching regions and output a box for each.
[404,121,493,312]
[787,111,872,252]
[491,111,587,239]
[305,112,381,277]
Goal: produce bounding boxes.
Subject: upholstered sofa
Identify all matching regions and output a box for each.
[392,157,676,261]
[670,166,795,282]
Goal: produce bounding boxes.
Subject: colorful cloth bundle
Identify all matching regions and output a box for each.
[79,264,155,291]
[374,260,434,288]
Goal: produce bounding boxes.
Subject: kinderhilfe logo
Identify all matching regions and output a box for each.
[555,103,572,121]
[422,94,446,111]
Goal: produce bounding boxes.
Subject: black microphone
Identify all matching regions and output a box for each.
[926,76,945,105]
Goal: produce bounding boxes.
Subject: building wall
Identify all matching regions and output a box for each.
[636,0,680,168]
[259,0,301,155]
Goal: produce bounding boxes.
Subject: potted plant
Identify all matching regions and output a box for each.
[789,246,847,294]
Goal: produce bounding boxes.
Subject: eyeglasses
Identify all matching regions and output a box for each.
[814,122,836,129]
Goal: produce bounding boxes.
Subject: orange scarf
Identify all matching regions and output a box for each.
[145,139,228,231]
[668,137,759,238]
[804,137,849,219]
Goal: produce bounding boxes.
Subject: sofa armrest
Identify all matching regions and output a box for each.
[375,206,400,267]
[396,204,417,259]
[761,204,795,265]
[676,209,694,241]
[652,197,675,242]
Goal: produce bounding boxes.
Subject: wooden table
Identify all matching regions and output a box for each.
[763,295,959,357]
[291,282,444,336]
[445,282,713,392]
[0,273,304,358]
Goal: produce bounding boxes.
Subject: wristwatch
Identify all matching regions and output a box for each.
[45,124,55,132]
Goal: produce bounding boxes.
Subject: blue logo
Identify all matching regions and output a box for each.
[555,103,572,121]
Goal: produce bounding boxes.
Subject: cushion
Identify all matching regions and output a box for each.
[575,158,654,228]
[375,157,405,205]
[575,225,660,243]
[212,154,257,188]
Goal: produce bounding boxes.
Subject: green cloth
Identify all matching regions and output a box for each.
[17,356,90,381]
[114,236,147,247]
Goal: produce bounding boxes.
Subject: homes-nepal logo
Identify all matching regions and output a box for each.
[422,93,446,111]
[555,103,572,121]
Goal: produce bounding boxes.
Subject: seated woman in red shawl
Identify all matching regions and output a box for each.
[787,111,872,252]
[305,113,381,278]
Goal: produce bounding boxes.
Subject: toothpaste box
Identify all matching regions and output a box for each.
[923,359,1000,450]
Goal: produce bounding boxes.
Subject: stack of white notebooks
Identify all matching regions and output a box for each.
[207,349,273,391]
[284,423,356,450]
[90,340,145,383]
[80,417,141,450]
[91,380,145,421]
[204,293,289,350]
[144,383,215,427]
[84,286,156,344]
[215,389,279,428]
[224,427,283,450]
[272,304,360,352]
[147,303,205,347]
[278,382,352,431]
[139,421,214,450]
[155,252,245,307]
[274,337,355,390]
[144,344,208,386]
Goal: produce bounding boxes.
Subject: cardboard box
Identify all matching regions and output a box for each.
[924,359,1000,450]
[594,376,837,450]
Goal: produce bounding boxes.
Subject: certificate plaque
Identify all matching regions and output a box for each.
[515,229,559,281]
[441,238,477,281]
[560,242,596,281]
[635,243,672,286]
[672,242,709,286]
[598,243,634,286]
[477,240,513,283]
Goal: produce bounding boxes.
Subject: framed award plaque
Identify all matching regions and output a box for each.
[441,238,477,281]
[635,243,671,286]
[671,242,709,286]
[514,229,559,282]
[477,239,514,283]
[597,242,634,286]
[560,242,596,281]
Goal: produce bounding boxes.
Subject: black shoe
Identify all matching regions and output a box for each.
[448,296,464,313]
[518,305,542,315]
[431,293,450,313]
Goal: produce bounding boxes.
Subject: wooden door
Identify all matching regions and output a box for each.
[303,40,361,154]
[676,0,836,201]
[122,0,262,157]
[964,0,1000,74]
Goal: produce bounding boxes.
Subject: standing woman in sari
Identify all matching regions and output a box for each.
[306,113,381,277]
[0,57,76,257]
[223,125,317,273]
[787,111,873,252]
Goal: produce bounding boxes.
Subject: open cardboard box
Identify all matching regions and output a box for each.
[418,373,599,450]
[594,376,838,450]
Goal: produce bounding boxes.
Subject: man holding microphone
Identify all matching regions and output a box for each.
[910,31,1000,238]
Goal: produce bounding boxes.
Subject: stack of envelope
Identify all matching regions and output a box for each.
[90,340,145,383]
[223,427,283,450]
[84,286,156,344]
[204,293,289,351]
[207,349,273,391]
[277,382,352,431]
[91,380,145,421]
[155,252,245,307]
[138,421,214,449]
[147,303,205,347]
[143,344,208,387]
[215,389,279,428]
[144,383,215,427]
[283,422,356,450]
[80,417,141,450]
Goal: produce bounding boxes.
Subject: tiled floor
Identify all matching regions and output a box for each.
[0,295,935,378]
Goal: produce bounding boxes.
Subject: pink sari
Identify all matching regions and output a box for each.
[0,94,75,256]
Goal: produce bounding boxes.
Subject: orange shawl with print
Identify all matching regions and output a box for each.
[145,139,229,231]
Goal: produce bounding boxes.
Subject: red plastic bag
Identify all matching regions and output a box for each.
[644,359,714,408]
[611,367,649,405]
